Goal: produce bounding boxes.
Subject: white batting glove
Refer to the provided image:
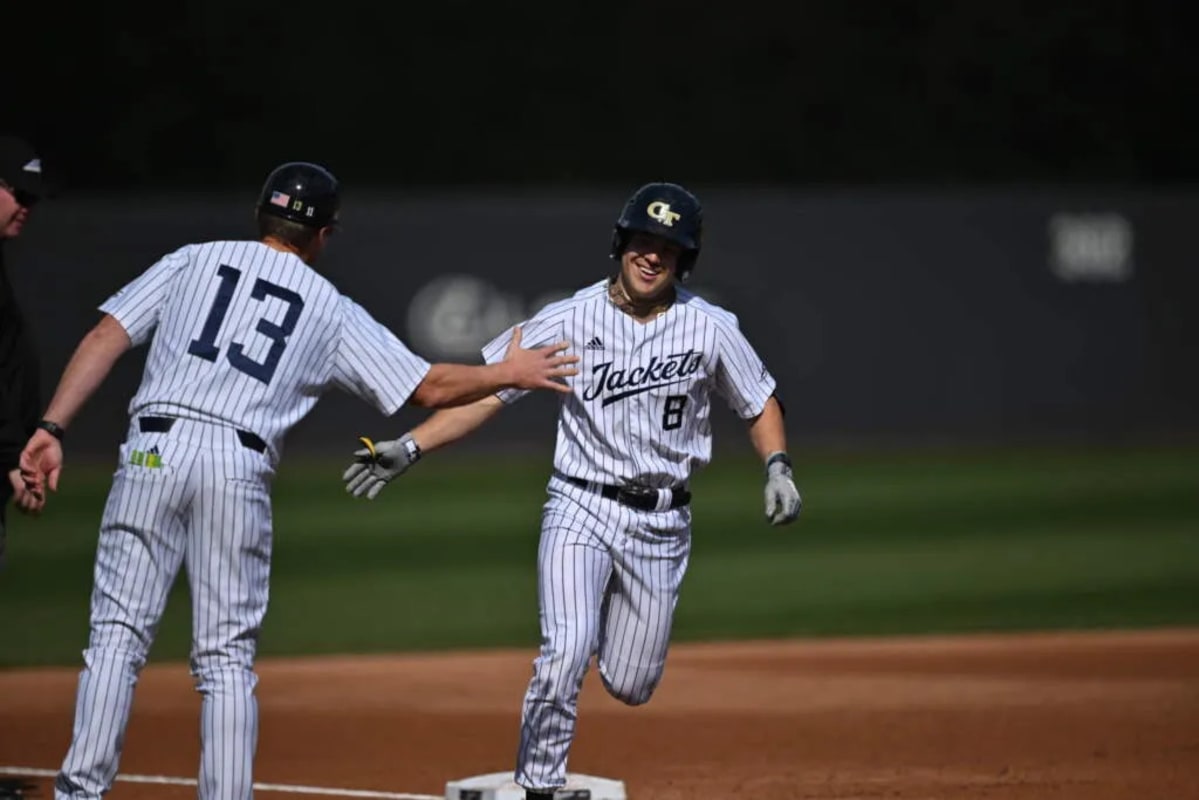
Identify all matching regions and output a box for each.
[343,433,422,500]
[763,452,802,526]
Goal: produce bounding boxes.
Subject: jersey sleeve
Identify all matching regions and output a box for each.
[713,318,777,419]
[330,297,432,416]
[480,315,565,404]
[98,246,193,346]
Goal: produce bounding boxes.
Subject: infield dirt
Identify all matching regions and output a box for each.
[3,628,1197,799]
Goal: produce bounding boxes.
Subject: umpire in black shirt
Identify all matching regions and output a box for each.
[0,134,48,566]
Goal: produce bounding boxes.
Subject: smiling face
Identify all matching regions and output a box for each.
[618,231,682,304]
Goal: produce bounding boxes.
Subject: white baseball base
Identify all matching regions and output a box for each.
[444,771,626,800]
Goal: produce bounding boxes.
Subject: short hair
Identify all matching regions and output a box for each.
[257,213,321,249]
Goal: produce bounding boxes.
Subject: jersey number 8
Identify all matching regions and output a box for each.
[188,264,306,385]
[662,394,688,430]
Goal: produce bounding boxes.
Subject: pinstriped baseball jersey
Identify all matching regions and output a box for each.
[483,277,779,793]
[482,279,776,487]
[54,239,431,800]
[101,240,430,461]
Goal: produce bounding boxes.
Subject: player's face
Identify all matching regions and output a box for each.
[620,232,681,301]
[0,181,33,238]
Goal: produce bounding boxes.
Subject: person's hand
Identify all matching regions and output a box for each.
[764,454,802,526]
[8,468,45,516]
[503,326,579,393]
[19,428,63,499]
[342,434,422,500]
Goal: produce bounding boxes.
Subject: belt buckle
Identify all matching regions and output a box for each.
[619,484,663,512]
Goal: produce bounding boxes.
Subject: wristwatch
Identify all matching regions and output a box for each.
[37,419,66,441]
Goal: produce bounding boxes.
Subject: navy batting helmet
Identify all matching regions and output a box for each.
[610,182,703,278]
[257,162,340,228]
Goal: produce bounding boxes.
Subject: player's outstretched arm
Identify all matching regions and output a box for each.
[344,396,504,500]
[410,394,505,454]
[20,315,133,497]
[410,327,577,409]
[747,395,802,526]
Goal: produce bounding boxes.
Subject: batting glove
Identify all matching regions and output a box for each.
[763,452,802,526]
[343,433,422,500]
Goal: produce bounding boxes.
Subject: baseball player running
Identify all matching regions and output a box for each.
[343,182,802,799]
[18,161,578,800]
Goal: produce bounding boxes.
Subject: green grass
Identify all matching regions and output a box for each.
[1,444,1197,667]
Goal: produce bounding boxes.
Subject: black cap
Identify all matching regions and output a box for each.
[0,136,45,203]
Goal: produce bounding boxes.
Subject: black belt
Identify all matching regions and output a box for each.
[562,475,691,511]
[139,416,267,454]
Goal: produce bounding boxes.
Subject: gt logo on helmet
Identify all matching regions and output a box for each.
[647,201,681,227]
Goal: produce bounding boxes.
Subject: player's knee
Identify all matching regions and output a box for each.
[83,644,147,674]
[190,636,257,671]
[190,652,257,692]
[89,621,154,662]
[599,663,660,706]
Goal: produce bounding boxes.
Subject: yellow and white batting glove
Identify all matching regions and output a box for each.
[342,434,422,500]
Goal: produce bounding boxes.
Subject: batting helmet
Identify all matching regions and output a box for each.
[257,162,340,228]
[610,182,703,278]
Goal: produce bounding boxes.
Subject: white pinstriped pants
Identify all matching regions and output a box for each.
[516,475,691,792]
[56,418,276,800]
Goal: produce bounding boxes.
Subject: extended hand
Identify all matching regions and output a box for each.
[764,457,802,526]
[342,434,422,500]
[503,326,579,394]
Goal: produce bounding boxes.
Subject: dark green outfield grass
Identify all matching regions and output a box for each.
[1,444,1197,667]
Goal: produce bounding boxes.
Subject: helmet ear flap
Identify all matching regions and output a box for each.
[678,251,697,281]
[610,227,629,261]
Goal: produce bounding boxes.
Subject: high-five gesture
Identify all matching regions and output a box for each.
[502,326,579,393]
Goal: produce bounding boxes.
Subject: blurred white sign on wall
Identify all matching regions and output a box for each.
[1048,213,1134,283]
[406,274,571,359]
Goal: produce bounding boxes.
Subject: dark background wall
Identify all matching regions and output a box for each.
[6,187,1195,457]
[7,2,1197,189]
[5,1,1197,457]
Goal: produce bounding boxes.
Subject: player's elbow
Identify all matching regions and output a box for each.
[410,380,443,408]
[84,315,134,357]
[411,365,457,408]
[411,364,506,409]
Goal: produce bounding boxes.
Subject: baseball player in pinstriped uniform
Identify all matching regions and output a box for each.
[343,182,802,799]
[18,162,578,800]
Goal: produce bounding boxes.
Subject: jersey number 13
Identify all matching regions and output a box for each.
[187,264,306,385]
